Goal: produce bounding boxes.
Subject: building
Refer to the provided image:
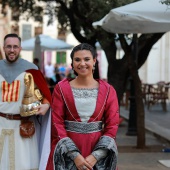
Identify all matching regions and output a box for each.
[0,4,169,83]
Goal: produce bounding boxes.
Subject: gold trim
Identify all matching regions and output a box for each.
[0,129,15,170]
[20,73,42,117]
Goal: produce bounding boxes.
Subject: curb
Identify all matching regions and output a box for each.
[120,107,170,144]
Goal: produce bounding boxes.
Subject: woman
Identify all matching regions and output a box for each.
[46,43,119,170]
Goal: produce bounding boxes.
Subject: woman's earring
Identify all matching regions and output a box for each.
[93,65,95,70]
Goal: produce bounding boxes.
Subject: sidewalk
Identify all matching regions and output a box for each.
[116,103,170,170]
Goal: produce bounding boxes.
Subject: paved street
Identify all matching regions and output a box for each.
[116,103,170,170]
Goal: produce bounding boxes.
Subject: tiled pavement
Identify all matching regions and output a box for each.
[116,103,170,170]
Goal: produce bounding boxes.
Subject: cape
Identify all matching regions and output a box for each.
[26,69,52,104]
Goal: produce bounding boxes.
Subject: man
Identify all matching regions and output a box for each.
[0,33,51,170]
[44,61,55,79]
[44,61,57,93]
[33,57,40,69]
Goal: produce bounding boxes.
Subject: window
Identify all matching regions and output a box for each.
[56,51,66,64]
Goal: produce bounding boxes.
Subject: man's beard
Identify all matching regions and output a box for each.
[5,54,19,63]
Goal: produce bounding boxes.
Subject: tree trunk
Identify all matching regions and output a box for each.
[131,69,146,148]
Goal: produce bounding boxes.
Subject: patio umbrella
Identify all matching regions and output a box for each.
[21,34,73,51]
[93,0,170,34]
[33,35,44,72]
[22,34,73,72]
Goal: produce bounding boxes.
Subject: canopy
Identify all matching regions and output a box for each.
[21,34,73,51]
[93,0,170,33]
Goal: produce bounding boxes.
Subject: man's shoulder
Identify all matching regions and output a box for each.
[20,58,38,70]
[0,59,5,64]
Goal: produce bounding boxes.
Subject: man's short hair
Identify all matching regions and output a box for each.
[4,33,21,44]
[33,58,39,63]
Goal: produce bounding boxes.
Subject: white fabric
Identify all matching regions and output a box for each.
[72,88,98,122]
[93,0,170,33]
[0,73,39,170]
[38,110,51,170]
[0,72,51,170]
[45,64,55,78]
[0,73,25,114]
[0,118,39,170]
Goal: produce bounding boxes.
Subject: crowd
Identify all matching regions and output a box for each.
[0,33,119,170]
[44,61,76,93]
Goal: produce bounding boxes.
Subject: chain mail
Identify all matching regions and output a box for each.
[65,120,102,133]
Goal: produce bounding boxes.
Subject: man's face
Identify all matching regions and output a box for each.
[3,37,22,63]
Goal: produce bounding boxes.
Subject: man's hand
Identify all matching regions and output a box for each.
[35,103,50,115]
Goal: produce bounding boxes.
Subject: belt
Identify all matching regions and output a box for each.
[0,112,24,120]
[65,120,103,134]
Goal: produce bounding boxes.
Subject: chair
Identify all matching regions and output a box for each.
[141,83,151,104]
[147,82,169,111]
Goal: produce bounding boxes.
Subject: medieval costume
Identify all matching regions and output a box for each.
[46,78,119,170]
[0,58,51,170]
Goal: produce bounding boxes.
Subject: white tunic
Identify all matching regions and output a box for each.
[0,73,39,170]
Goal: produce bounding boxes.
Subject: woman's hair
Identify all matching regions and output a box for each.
[70,43,97,76]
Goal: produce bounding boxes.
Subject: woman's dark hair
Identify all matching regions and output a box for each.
[70,43,97,76]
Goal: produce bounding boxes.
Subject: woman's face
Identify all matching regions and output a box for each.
[72,50,96,77]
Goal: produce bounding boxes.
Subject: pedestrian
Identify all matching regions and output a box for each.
[46,43,119,170]
[33,57,40,69]
[44,61,55,80]
[48,68,62,94]
[0,33,52,170]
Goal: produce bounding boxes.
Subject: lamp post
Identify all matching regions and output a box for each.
[126,77,137,135]
[126,34,138,136]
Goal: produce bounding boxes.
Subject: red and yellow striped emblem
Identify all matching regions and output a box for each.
[2,80,20,102]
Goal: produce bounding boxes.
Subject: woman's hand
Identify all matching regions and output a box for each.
[85,154,97,167]
[74,154,93,170]
[35,103,50,115]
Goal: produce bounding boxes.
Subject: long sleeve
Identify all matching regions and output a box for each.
[102,85,119,138]
[91,149,108,161]
[51,84,68,142]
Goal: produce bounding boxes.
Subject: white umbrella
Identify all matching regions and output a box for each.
[93,0,170,156]
[93,0,170,33]
[21,34,73,51]
[33,35,44,71]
